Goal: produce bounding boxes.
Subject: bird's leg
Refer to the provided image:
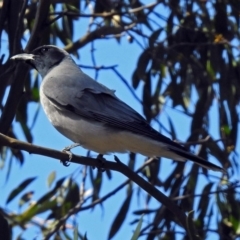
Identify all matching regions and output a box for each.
[96,154,106,172]
[61,143,81,166]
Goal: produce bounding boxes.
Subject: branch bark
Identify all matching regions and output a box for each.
[65,24,135,53]
[0,133,193,232]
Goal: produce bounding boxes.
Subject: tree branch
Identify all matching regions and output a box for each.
[25,0,51,51]
[0,133,191,232]
[65,24,136,53]
[50,1,158,19]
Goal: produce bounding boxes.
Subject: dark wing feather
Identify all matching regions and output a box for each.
[46,88,188,152]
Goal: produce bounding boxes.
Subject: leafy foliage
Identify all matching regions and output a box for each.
[0,0,239,239]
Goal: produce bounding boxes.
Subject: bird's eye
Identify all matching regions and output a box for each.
[41,47,48,53]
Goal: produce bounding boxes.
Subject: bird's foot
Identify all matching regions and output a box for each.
[61,143,81,166]
[95,154,106,172]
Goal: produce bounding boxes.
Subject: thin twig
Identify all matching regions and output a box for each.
[111,67,142,104]
[78,64,118,70]
[172,183,240,201]
[50,1,158,19]
[79,158,156,212]
[65,24,136,53]
[44,200,84,239]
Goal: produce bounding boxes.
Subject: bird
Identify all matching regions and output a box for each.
[11,45,224,172]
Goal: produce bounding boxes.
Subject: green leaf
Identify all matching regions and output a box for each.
[222,125,231,135]
[64,180,80,211]
[90,167,102,202]
[197,183,213,221]
[230,215,240,234]
[31,73,40,101]
[186,210,200,240]
[133,209,156,215]
[149,28,162,48]
[206,60,215,79]
[19,191,34,208]
[108,191,133,239]
[83,233,88,240]
[47,171,56,188]
[132,49,151,89]
[16,198,58,223]
[74,225,78,240]
[132,70,141,89]
[130,215,144,240]
[6,177,37,204]
[37,177,66,205]
[31,87,39,102]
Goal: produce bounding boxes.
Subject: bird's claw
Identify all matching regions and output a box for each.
[61,143,80,167]
[96,154,106,172]
[61,159,71,167]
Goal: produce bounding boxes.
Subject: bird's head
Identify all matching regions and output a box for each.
[11,45,69,78]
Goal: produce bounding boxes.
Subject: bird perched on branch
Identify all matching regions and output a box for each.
[11,45,225,172]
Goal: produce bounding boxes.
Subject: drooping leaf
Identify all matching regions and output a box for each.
[149,28,162,48]
[6,177,37,204]
[47,171,56,188]
[108,191,133,240]
[19,191,34,208]
[130,214,144,240]
[197,183,214,222]
[133,209,156,215]
[132,49,151,89]
[74,225,78,240]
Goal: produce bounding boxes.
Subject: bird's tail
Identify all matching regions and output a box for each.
[169,147,225,173]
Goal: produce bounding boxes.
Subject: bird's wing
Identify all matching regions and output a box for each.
[43,81,187,151]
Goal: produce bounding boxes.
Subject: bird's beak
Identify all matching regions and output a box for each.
[10,53,35,61]
[11,53,37,70]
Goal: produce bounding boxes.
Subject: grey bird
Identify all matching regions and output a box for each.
[11,45,224,172]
